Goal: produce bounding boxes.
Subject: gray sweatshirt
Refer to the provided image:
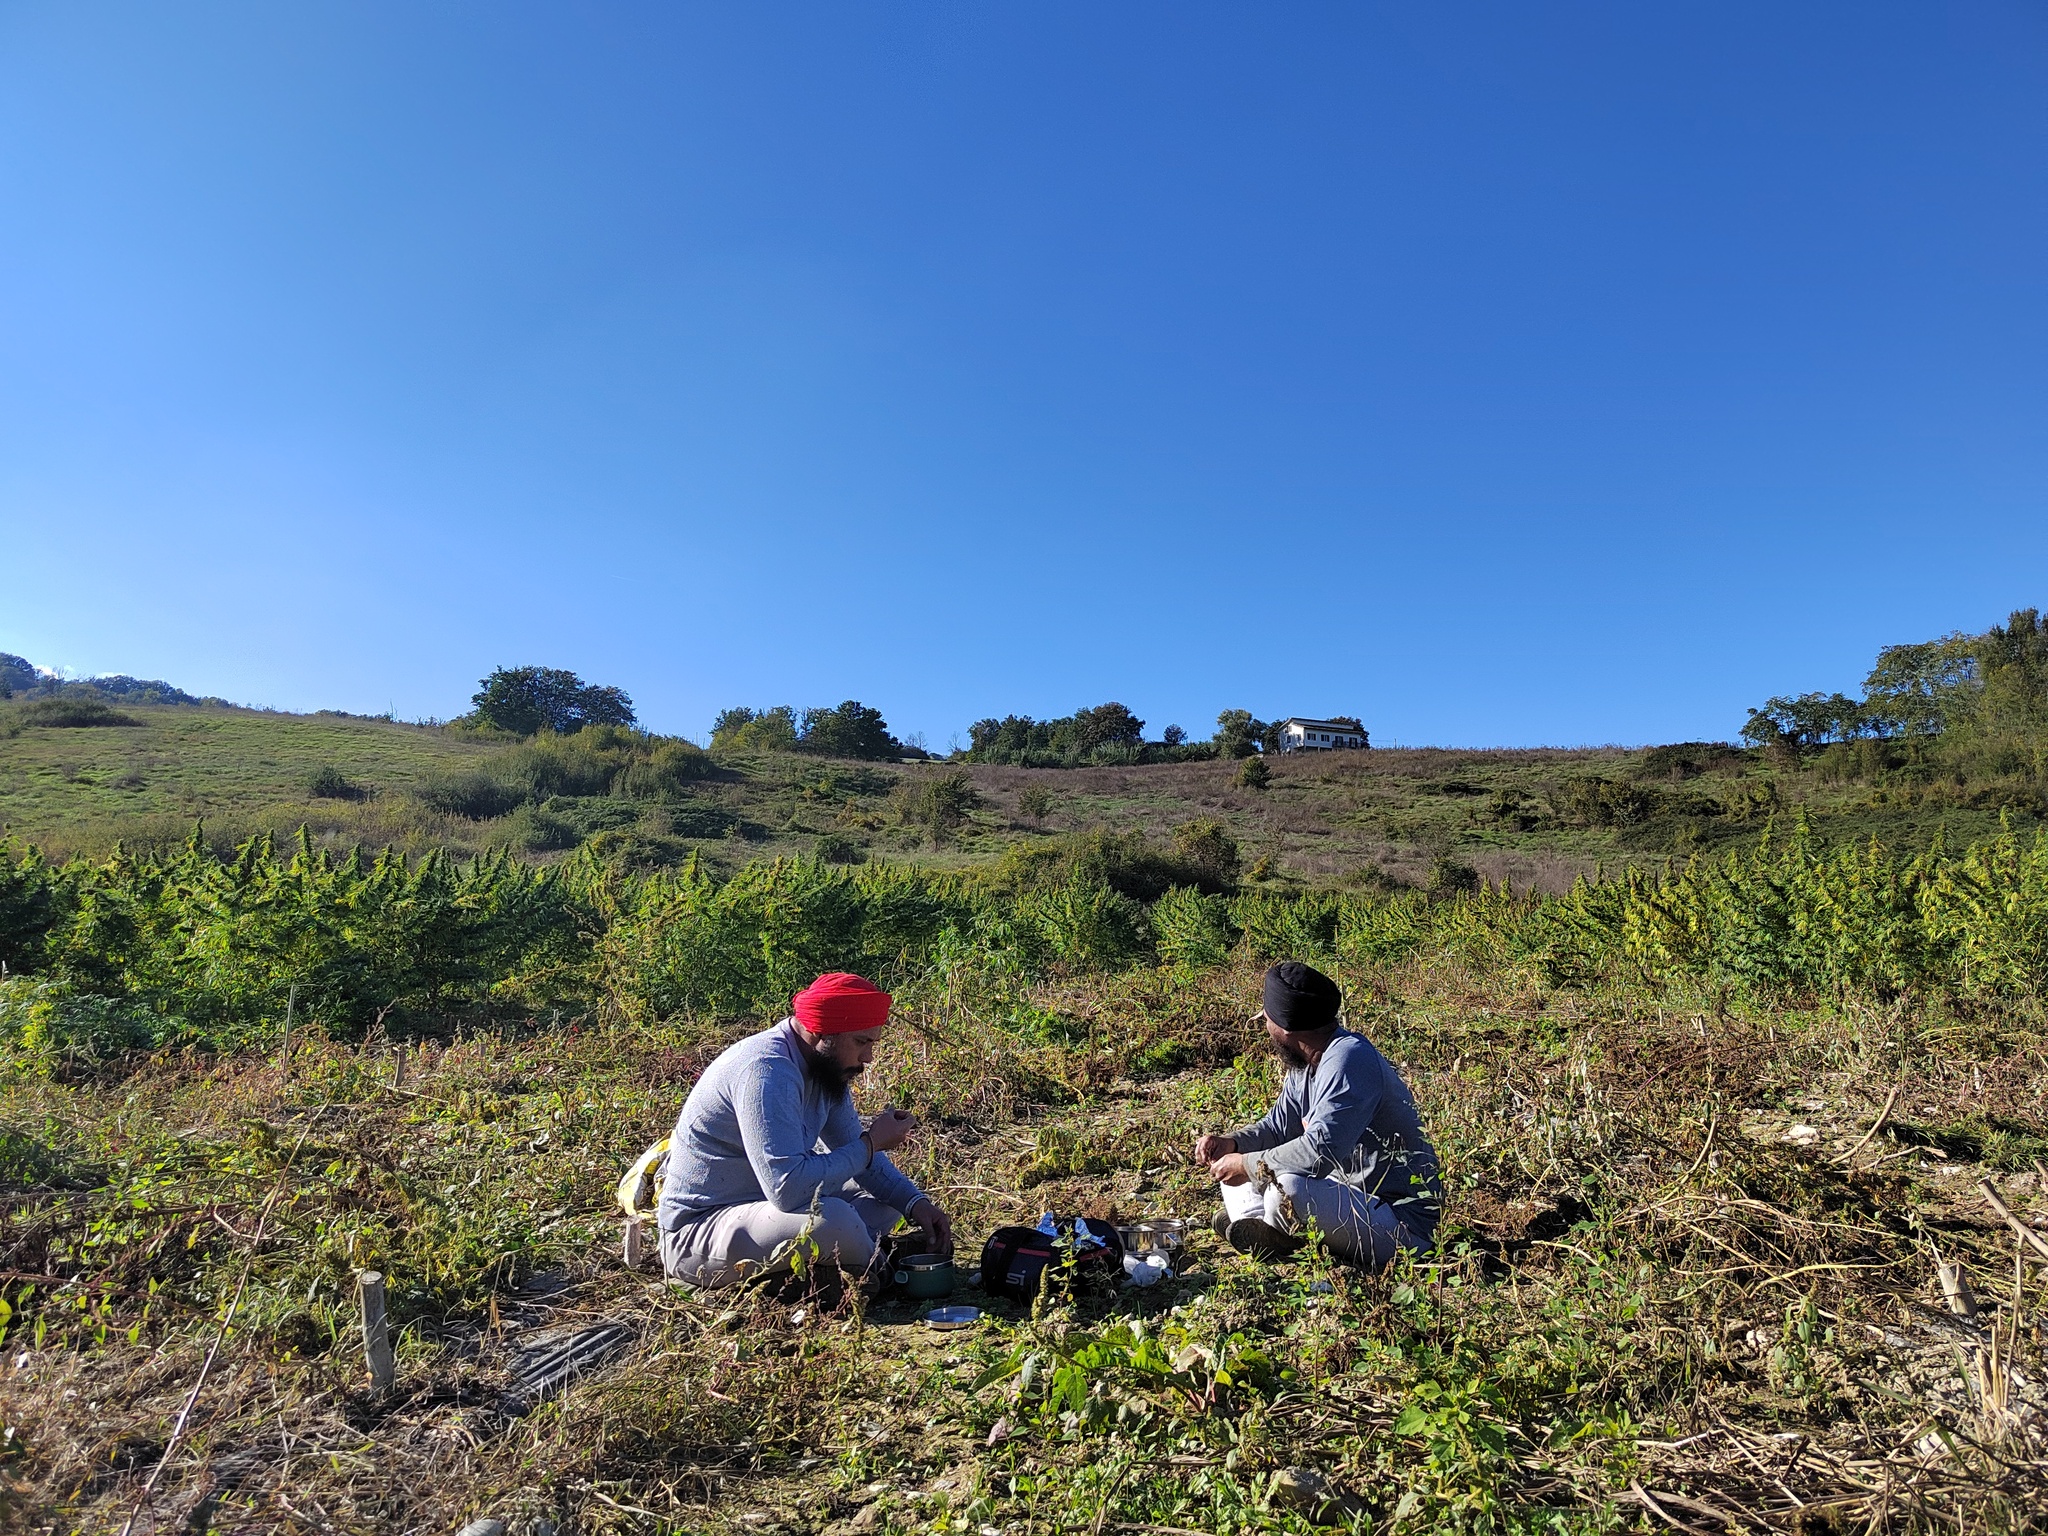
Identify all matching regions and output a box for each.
[1228,1028,1441,1234]
[656,1020,924,1233]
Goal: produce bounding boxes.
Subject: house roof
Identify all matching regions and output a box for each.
[1279,718,1365,733]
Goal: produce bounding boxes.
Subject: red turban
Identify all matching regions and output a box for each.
[792,972,892,1034]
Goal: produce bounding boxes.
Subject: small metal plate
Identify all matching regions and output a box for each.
[924,1305,982,1330]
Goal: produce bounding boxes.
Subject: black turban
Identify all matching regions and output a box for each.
[1262,961,1342,1033]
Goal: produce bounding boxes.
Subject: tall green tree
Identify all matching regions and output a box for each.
[1214,709,1269,760]
[469,667,636,736]
[799,700,905,760]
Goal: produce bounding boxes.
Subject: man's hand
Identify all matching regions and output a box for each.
[866,1107,916,1154]
[909,1197,955,1260]
[1207,1151,1251,1186]
[1193,1133,1236,1166]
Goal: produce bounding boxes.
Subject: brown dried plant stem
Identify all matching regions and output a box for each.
[1977,1179,2048,1264]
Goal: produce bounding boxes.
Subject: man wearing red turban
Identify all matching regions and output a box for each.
[655,971,955,1292]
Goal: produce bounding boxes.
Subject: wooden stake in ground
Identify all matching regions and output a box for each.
[359,1270,395,1396]
[279,982,296,1086]
[1937,1260,1979,1320]
[623,1219,645,1269]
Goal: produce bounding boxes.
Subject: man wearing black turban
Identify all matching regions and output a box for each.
[1193,961,1440,1264]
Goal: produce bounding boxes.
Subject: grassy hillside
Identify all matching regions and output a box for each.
[0,703,502,862]
[4,700,2041,885]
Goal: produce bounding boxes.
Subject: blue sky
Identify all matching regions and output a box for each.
[2,4,2043,748]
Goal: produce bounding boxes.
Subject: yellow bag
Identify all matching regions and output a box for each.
[616,1137,671,1219]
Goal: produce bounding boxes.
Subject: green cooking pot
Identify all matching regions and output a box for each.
[894,1251,956,1299]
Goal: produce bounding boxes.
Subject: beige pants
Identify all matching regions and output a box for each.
[659,1189,902,1289]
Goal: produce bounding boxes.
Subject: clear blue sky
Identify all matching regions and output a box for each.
[2,5,2043,748]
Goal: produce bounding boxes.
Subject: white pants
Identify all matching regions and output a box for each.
[659,1186,901,1289]
[1221,1171,1426,1268]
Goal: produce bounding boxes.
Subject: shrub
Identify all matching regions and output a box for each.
[0,976,167,1069]
[1428,857,1482,896]
[1556,776,1659,827]
[304,764,364,800]
[418,770,525,820]
[1016,784,1055,824]
[986,829,1231,903]
[898,770,981,844]
[1170,818,1241,893]
[17,698,141,728]
[612,740,716,798]
[1151,886,1235,971]
[1235,756,1271,791]
[496,735,619,800]
[711,706,801,754]
[815,833,865,865]
[601,856,972,1020]
[500,804,582,853]
[1231,890,1339,961]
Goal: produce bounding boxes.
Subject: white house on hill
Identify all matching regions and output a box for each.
[1277,717,1369,752]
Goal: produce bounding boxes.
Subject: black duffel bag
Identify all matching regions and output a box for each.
[980,1217,1125,1302]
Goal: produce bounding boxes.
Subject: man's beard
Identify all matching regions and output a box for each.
[808,1053,864,1097]
[1271,1037,1312,1072]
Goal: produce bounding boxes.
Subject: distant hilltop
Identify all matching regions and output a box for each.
[0,652,224,708]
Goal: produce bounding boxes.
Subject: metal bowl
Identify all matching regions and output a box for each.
[924,1305,982,1331]
[1119,1219,1189,1255]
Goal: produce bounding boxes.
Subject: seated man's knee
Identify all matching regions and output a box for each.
[810,1199,877,1267]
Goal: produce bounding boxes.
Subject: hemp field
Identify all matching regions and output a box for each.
[4,947,2046,1533]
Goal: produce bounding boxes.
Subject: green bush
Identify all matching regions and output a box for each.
[611,739,717,798]
[0,976,169,1068]
[17,698,141,729]
[1012,876,1153,972]
[602,856,974,1021]
[1151,886,1235,971]
[419,769,525,820]
[897,770,981,844]
[500,803,583,853]
[1231,890,1338,961]
[26,830,590,1040]
[304,764,363,800]
[0,844,64,973]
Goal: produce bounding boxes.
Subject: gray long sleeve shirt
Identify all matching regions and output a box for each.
[1228,1028,1441,1235]
[656,1020,924,1233]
